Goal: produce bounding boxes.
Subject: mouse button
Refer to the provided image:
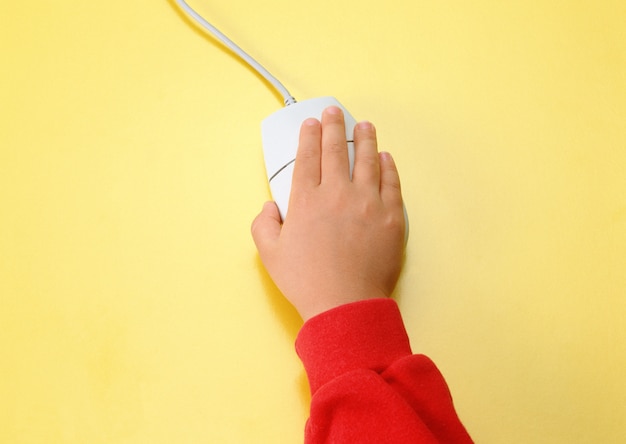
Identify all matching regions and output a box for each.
[342,111,358,130]
[261,116,299,178]
[268,161,295,221]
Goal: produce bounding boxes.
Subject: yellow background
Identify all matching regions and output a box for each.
[1,0,625,442]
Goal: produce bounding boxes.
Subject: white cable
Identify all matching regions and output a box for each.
[175,0,297,106]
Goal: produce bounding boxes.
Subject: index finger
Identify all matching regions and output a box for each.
[291,118,322,190]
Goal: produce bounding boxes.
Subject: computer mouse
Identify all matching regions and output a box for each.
[261,96,409,242]
[171,3,408,239]
[261,96,357,221]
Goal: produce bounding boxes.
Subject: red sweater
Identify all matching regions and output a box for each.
[295,298,473,443]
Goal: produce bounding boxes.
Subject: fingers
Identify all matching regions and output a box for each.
[379,152,403,208]
[251,201,281,256]
[292,118,322,189]
[320,106,350,184]
[351,121,380,191]
[293,106,351,191]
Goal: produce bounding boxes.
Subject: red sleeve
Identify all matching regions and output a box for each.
[295,298,473,444]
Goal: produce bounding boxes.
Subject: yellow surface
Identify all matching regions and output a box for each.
[1,0,625,442]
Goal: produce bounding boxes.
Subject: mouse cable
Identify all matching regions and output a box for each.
[174,0,297,106]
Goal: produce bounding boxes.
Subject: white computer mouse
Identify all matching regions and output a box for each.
[261,96,357,221]
[261,96,409,241]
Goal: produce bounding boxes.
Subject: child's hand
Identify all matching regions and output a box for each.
[251,106,406,321]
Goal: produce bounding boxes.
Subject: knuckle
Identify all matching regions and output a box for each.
[359,153,378,167]
[326,140,346,154]
[298,145,318,160]
[385,210,405,233]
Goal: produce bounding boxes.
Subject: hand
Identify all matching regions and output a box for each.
[251,106,406,321]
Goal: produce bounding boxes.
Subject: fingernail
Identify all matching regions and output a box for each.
[326,106,342,115]
[303,118,319,126]
[356,121,374,131]
[380,151,394,162]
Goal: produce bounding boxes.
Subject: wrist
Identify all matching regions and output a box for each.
[296,298,412,394]
[296,291,390,322]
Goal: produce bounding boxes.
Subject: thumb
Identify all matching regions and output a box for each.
[251,201,282,254]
